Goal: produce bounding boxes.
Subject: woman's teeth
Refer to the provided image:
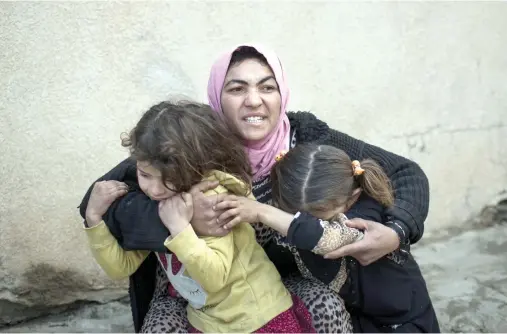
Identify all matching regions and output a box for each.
[245,116,264,124]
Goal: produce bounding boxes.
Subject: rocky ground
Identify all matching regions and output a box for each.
[2,223,507,333]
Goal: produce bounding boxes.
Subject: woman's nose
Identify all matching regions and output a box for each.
[244,90,262,107]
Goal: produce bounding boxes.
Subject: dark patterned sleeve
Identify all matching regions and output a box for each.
[286,211,363,293]
[287,212,363,255]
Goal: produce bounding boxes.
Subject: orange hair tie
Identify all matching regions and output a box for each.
[275,150,288,162]
[351,160,365,176]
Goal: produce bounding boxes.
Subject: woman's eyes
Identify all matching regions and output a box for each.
[227,85,277,93]
[227,86,244,93]
[261,85,276,92]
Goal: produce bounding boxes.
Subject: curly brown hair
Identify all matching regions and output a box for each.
[121,100,252,195]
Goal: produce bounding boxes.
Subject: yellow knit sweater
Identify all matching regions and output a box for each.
[85,170,292,332]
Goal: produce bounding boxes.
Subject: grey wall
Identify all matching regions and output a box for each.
[1,1,505,324]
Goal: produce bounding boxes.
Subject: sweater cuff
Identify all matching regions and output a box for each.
[164,224,200,263]
[387,201,422,242]
[385,220,411,265]
[84,220,116,249]
[386,220,410,245]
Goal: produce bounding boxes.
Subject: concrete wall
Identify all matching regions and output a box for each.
[1,1,506,325]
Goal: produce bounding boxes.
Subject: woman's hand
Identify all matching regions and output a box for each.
[214,195,262,229]
[324,218,400,265]
[85,181,129,227]
[188,180,230,237]
[158,193,193,236]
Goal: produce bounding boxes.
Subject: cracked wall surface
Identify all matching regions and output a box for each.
[1,1,506,325]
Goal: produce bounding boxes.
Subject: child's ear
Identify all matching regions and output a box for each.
[346,188,362,210]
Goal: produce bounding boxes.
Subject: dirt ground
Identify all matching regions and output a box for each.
[3,224,507,333]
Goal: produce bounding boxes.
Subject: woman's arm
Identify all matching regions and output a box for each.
[360,141,429,244]
[78,159,230,252]
[290,111,428,245]
[85,221,150,280]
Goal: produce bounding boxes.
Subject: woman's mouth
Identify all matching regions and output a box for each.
[244,116,265,124]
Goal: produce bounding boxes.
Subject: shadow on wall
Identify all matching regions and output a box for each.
[475,191,507,227]
[0,263,127,327]
[133,45,197,100]
[417,190,507,246]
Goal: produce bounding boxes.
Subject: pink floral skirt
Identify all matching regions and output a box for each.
[189,294,316,333]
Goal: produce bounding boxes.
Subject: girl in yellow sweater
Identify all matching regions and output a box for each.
[84,101,315,333]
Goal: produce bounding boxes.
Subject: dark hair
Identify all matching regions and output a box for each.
[271,144,394,216]
[121,100,252,195]
[228,46,269,69]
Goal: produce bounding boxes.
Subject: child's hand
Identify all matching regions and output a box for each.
[85,181,129,227]
[214,195,261,229]
[158,193,193,236]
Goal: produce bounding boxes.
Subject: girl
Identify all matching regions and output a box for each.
[218,143,440,332]
[84,100,315,333]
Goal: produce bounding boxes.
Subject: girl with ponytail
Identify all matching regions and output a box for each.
[267,143,438,332]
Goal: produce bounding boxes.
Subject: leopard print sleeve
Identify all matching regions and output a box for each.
[286,212,363,254]
[312,214,364,255]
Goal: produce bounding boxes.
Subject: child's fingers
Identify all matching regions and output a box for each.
[182,192,193,206]
[111,187,128,199]
[214,199,239,211]
[105,181,128,192]
[224,216,241,230]
[103,180,128,192]
[108,180,128,187]
[345,218,370,230]
[218,208,239,226]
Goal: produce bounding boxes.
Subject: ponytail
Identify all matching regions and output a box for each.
[354,159,394,207]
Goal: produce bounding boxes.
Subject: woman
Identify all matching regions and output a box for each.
[79,44,432,332]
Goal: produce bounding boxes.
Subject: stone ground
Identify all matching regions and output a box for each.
[2,224,507,333]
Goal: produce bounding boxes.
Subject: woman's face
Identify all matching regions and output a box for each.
[220,58,282,143]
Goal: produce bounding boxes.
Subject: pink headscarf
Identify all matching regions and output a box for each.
[207,44,291,181]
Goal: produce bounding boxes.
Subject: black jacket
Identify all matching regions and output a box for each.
[78,111,431,332]
[287,194,439,332]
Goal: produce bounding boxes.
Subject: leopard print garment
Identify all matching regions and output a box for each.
[141,263,352,333]
[140,264,188,333]
[312,213,364,255]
